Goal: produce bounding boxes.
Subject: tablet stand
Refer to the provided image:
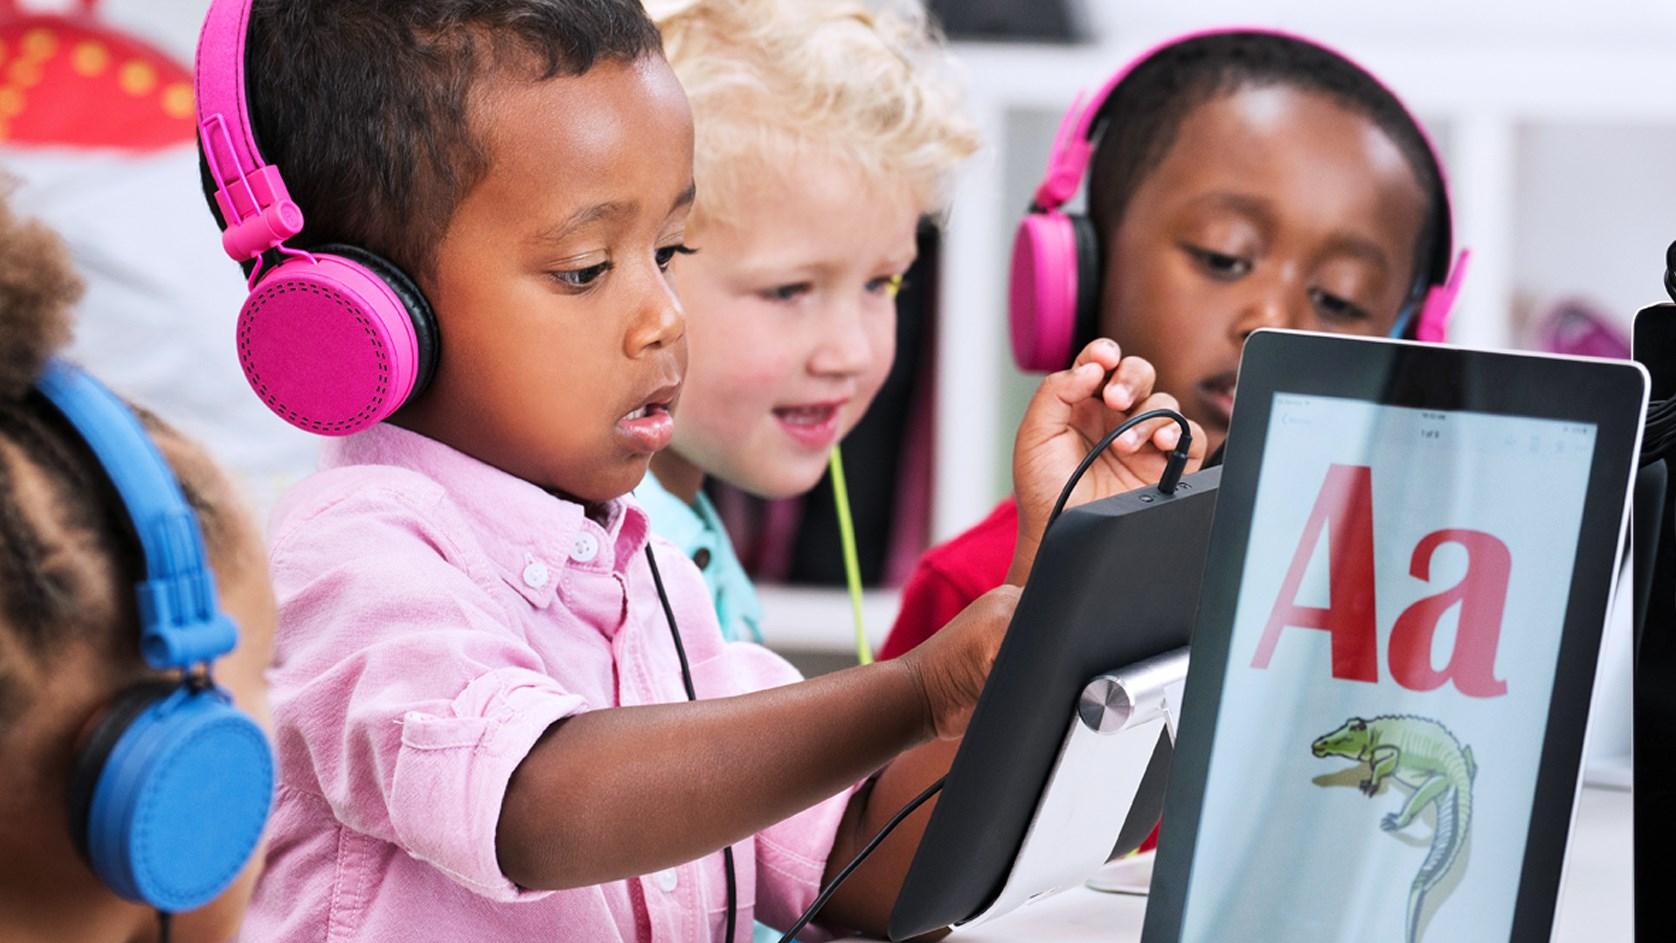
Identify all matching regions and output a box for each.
[959,646,1190,928]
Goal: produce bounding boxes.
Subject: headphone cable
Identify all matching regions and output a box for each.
[1045,408,1195,531]
[644,544,738,943]
[829,445,872,665]
[775,776,946,943]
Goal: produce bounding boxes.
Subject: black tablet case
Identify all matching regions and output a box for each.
[889,466,1220,940]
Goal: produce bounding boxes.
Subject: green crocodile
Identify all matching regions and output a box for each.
[1311,715,1476,943]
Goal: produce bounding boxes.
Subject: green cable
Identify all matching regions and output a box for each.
[829,445,871,665]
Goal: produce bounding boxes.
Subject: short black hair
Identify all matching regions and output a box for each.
[220,0,663,281]
[1087,32,1446,290]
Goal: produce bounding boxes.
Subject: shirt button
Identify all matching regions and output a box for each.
[570,532,599,563]
[655,867,678,892]
[692,547,712,570]
[521,556,549,589]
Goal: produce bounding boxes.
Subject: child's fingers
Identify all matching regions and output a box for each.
[1116,392,1186,451]
[1041,359,1106,412]
[1102,355,1156,413]
[1070,337,1124,375]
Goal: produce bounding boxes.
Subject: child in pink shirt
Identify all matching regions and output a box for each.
[213,2,1199,939]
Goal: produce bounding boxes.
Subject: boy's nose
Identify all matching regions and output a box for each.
[627,275,686,355]
[1230,271,1303,339]
[809,299,877,377]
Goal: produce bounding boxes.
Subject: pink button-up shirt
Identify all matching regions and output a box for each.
[242,425,853,942]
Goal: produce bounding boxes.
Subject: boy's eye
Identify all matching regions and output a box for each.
[1309,287,1371,323]
[1182,244,1252,279]
[867,273,907,298]
[550,261,612,290]
[655,243,698,271]
[761,282,813,303]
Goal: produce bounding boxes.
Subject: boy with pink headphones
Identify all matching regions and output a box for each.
[192,1,1195,939]
[881,27,1467,720]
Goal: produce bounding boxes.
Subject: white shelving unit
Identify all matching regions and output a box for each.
[756,585,903,655]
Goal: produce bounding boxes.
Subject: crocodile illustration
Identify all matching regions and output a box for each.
[1311,715,1476,943]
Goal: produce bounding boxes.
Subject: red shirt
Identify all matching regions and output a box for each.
[879,499,1020,660]
[881,496,1160,852]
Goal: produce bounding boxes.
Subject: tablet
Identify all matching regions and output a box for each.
[889,465,1221,940]
[1143,330,1647,943]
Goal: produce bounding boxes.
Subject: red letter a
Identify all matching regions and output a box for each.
[1387,529,1511,698]
[1250,464,1379,682]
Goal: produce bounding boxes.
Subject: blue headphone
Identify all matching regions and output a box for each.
[36,360,274,914]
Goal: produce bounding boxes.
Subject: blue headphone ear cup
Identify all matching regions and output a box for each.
[1068,212,1103,362]
[312,243,441,397]
[67,681,179,863]
[77,684,273,912]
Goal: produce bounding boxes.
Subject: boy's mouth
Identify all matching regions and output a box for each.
[617,385,679,454]
[1196,372,1237,428]
[773,399,846,450]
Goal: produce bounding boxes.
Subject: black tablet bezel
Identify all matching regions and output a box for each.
[1141,330,1647,942]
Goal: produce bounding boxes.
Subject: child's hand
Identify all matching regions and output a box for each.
[898,585,1020,740]
[1008,338,1207,585]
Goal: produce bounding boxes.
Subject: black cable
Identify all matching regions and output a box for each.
[1045,408,1194,531]
[644,544,737,943]
[156,911,172,943]
[776,776,947,943]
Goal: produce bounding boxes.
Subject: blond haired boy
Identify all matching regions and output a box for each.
[638,0,979,646]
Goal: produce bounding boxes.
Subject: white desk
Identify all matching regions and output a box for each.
[844,785,1632,941]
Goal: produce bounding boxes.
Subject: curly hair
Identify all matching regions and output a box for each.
[0,196,251,727]
[648,0,981,229]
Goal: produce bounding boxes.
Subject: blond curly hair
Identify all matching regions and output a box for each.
[647,0,979,229]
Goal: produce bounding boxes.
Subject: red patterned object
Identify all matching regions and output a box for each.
[0,4,194,150]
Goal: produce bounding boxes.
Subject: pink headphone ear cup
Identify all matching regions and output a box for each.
[1010,212,1082,372]
[236,253,424,435]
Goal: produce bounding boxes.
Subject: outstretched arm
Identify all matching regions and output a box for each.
[496,587,1019,892]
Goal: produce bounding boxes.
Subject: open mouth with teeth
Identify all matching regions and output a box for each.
[617,397,676,452]
[622,403,668,421]
[773,400,845,449]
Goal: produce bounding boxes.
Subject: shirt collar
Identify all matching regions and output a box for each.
[322,424,650,605]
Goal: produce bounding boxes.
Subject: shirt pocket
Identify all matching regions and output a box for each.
[326,827,383,943]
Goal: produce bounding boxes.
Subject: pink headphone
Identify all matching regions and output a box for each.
[1009,28,1470,373]
[195,0,439,435]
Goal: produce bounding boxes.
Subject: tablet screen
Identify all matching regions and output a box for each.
[1179,393,1598,943]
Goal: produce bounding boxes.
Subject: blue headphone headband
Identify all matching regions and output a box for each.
[33,359,273,913]
[35,361,235,670]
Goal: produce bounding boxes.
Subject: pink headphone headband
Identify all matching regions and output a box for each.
[196,0,304,263]
[1035,26,1457,226]
[193,0,437,436]
[1011,27,1468,370]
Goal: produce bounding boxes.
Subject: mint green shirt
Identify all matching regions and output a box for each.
[636,472,764,645]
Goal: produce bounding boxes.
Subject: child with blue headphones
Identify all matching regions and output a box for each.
[195,1,1196,939]
[0,198,274,941]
